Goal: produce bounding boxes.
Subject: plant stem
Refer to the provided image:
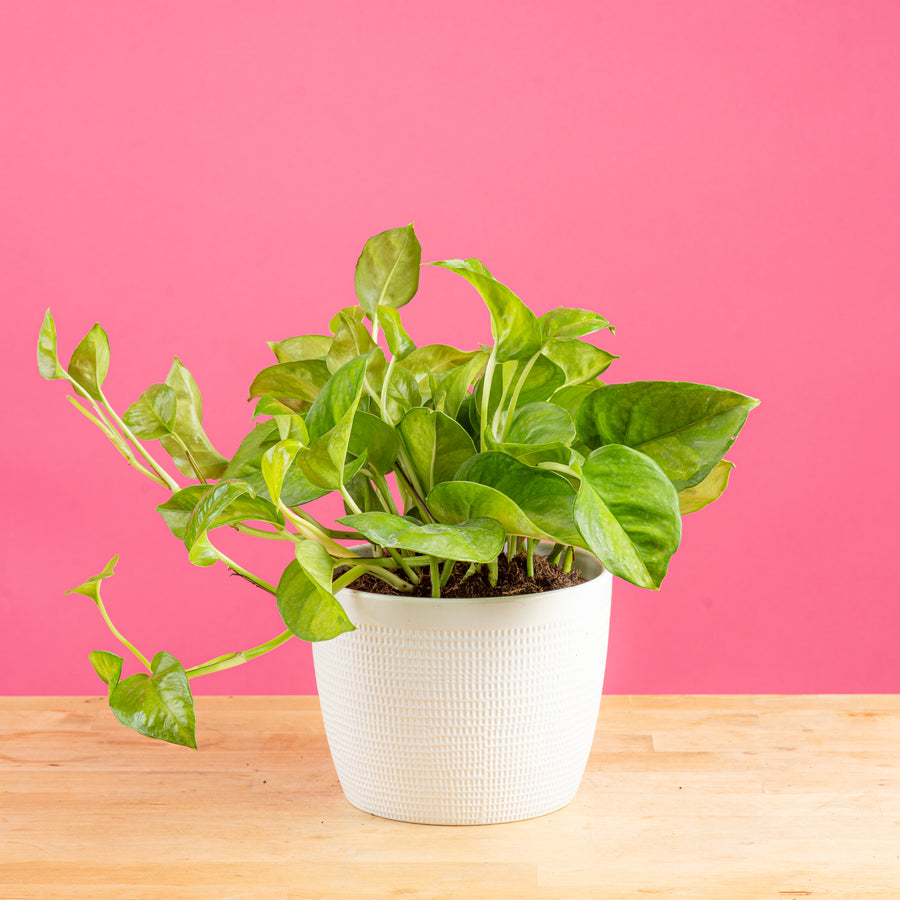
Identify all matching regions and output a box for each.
[486,557,499,588]
[339,484,363,515]
[546,543,565,565]
[215,550,278,594]
[94,597,152,671]
[428,556,441,598]
[526,538,536,577]
[281,506,358,558]
[500,351,541,440]
[439,558,455,589]
[394,466,434,522]
[186,629,294,679]
[331,565,370,593]
[480,344,499,451]
[562,546,574,574]
[386,547,420,583]
[171,432,207,483]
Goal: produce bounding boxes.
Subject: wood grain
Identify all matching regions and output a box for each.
[2,695,899,898]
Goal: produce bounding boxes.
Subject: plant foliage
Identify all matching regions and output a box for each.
[40,224,758,746]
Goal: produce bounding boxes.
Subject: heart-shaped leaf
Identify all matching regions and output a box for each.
[37,309,66,380]
[538,307,613,341]
[542,338,616,387]
[89,650,123,691]
[574,445,682,589]
[376,305,416,359]
[267,334,332,363]
[432,258,543,362]
[158,358,228,480]
[261,440,301,505]
[67,323,110,401]
[349,411,399,474]
[426,480,546,539]
[276,544,355,641]
[455,451,581,545]
[123,384,177,439]
[338,512,505,563]
[397,408,477,494]
[326,310,377,373]
[576,381,760,490]
[503,402,575,447]
[109,651,197,748]
[355,224,422,318]
[66,555,119,605]
[678,459,735,514]
[249,359,331,405]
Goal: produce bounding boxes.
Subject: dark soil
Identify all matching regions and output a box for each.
[346,551,586,599]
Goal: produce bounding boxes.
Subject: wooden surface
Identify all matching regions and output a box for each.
[2,695,899,899]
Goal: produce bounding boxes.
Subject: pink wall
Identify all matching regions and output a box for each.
[3,1,898,696]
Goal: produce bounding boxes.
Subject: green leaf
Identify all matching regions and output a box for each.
[348,411,399,475]
[430,352,488,418]
[504,401,575,447]
[89,650,123,691]
[376,305,416,359]
[574,445,682,589]
[37,309,66,379]
[109,651,197,748]
[354,224,422,318]
[337,512,505,563]
[538,307,613,341]
[123,384,177,439]
[326,309,376,373]
[678,459,735,514]
[66,555,119,605]
[431,259,543,362]
[183,481,254,565]
[261,440,301,505]
[222,421,327,507]
[157,483,285,544]
[248,359,331,403]
[267,334,332,363]
[397,408,477,495]
[542,338,616,387]
[397,344,482,380]
[67,323,110,401]
[549,384,596,419]
[455,451,581,545]
[276,545,355,641]
[158,358,228,480]
[297,355,369,490]
[576,381,760,490]
[427,480,546,540]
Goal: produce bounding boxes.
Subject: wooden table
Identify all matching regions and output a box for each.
[2,695,899,899]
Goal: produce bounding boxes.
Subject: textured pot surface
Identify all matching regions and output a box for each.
[312,553,613,825]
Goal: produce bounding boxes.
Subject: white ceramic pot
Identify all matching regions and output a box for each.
[312,549,612,825]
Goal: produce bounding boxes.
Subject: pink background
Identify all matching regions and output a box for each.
[3,1,898,697]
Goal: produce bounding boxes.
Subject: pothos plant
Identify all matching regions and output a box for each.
[38,224,758,749]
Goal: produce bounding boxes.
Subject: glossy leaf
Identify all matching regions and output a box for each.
[376,306,415,359]
[348,411,399,474]
[430,352,487,418]
[267,334,332,363]
[455,451,581,545]
[123,384,177,439]
[678,459,735,514]
[222,421,327,507]
[432,259,542,362]
[89,650,123,691]
[67,323,110,400]
[538,307,613,340]
[261,440,301,505]
[37,309,66,379]
[397,408,477,494]
[158,358,228,480]
[354,223,422,318]
[276,545,355,641]
[576,381,760,490]
[542,338,616,387]
[305,355,369,442]
[109,651,197,748]
[326,309,376,373]
[427,480,545,539]
[248,359,331,403]
[574,445,682,589]
[549,384,596,419]
[504,402,575,447]
[338,512,505,563]
[66,555,119,605]
[398,344,482,380]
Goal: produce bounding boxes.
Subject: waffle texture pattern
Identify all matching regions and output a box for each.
[313,562,612,825]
